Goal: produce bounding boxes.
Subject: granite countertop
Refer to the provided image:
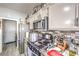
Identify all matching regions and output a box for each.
[39,47,69,56]
[28,41,79,56]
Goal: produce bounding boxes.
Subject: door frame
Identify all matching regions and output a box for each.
[2,17,18,47]
[3,19,17,44]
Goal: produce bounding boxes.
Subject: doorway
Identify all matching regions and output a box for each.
[3,19,17,44]
[0,19,19,56]
[2,19,17,53]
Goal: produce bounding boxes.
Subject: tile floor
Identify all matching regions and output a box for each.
[0,42,25,56]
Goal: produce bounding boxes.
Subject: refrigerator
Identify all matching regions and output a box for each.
[18,22,27,54]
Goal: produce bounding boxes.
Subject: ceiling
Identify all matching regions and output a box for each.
[0,3,41,14]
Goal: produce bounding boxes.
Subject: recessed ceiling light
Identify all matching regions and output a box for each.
[63,7,70,12]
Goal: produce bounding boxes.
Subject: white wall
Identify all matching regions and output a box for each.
[0,6,26,53]
[0,19,2,53]
[0,29,2,53]
[0,6,26,21]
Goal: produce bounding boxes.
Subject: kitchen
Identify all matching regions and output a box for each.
[25,3,79,56]
[0,3,79,56]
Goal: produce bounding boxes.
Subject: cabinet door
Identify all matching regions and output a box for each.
[39,7,48,19]
[49,3,76,30]
[29,17,34,29]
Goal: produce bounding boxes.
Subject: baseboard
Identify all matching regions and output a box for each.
[5,41,16,44]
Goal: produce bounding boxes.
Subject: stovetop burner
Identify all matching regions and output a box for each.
[34,40,51,50]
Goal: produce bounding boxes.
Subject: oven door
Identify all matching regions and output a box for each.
[27,47,38,56]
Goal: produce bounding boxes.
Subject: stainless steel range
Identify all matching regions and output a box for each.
[27,41,41,56]
[27,32,53,56]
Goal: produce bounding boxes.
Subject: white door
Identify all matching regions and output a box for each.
[3,20,17,43]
